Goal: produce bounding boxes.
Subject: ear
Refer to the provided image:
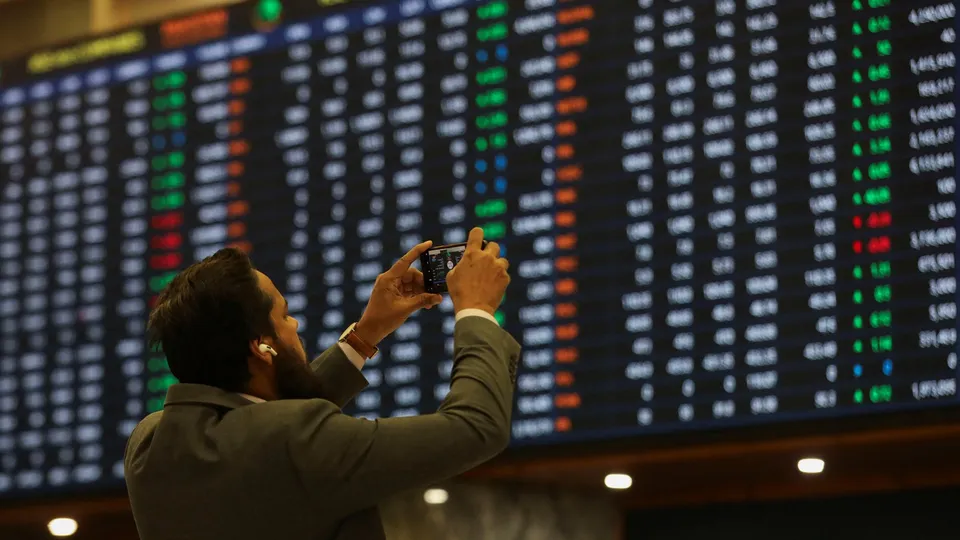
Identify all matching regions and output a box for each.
[248,339,275,365]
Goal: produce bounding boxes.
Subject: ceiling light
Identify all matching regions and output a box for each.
[423,488,449,505]
[604,473,633,490]
[47,518,78,537]
[797,458,825,474]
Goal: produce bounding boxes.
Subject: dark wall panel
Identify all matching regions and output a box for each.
[625,487,960,540]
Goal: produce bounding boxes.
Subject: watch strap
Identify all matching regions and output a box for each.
[339,322,379,359]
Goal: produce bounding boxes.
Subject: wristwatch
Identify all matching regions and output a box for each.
[339,322,379,359]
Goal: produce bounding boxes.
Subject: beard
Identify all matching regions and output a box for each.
[272,336,329,400]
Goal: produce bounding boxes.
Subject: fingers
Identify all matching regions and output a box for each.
[466,227,485,252]
[401,268,421,295]
[483,240,508,270]
[388,240,432,277]
[422,293,443,307]
[404,292,443,313]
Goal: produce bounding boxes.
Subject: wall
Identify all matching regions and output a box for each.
[383,483,621,540]
[0,0,91,60]
[90,0,244,36]
[0,0,244,60]
[624,486,960,540]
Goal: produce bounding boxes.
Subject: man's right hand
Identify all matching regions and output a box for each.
[446,227,510,317]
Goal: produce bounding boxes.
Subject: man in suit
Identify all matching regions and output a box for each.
[124,227,519,540]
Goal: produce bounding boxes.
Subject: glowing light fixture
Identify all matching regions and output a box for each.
[604,473,633,490]
[423,488,449,505]
[797,458,825,474]
[47,518,78,537]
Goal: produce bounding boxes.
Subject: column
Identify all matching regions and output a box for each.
[51,72,112,488]
[848,3,896,405]
[621,0,658,430]
[800,0,843,411]
[655,2,700,425]
[115,68,153,437]
[700,0,741,421]
[0,87,27,492]
[310,23,376,415]
[18,83,58,492]
[385,12,428,418]
[190,51,252,262]
[906,0,960,400]
[274,27,313,336]
[739,0,782,417]
[428,6,475,406]
[548,2,591,437]
[143,58,189,410]
[69,77,111,489]
[506,0,560,441]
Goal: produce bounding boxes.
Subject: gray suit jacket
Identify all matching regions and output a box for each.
[124,316,521,540]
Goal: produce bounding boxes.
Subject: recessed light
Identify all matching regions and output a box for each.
[604,473,633,490]
[797,458,825,474]
[47,517,78,537]
[423,488,449,505]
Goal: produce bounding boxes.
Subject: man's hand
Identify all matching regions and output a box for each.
[355,241,444,346]
[446,227,510,316]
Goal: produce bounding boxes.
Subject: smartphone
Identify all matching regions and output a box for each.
[420,241,488,294]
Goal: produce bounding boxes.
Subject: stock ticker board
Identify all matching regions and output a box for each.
[0,0,958,496]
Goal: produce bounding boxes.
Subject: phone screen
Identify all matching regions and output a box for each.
[423,244,467,292]
[420,240,489,293]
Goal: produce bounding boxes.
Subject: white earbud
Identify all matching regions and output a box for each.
[258,343,277,356]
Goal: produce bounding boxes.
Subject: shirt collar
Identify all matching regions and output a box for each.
[237,392,266,403]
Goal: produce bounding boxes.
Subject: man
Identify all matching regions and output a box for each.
[124,227,519,540]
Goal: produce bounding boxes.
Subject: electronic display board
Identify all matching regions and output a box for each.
[0,0,958,496]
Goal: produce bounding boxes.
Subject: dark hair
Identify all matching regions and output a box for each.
[146,248,275,392]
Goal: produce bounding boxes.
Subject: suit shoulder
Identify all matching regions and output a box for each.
[138,410,163,429]
[236,398,344,427]
[129,411,162,441]
[201,399,346,448]
[124,411,162,467]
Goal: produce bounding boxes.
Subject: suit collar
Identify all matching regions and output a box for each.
[164,383,259,410]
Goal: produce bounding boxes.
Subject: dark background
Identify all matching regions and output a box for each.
[626,486,960,540]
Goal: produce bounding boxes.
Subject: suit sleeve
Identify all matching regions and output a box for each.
[287,316,521,517]
[308,343,370,408]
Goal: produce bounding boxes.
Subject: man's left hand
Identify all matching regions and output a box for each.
[355,241,444,345]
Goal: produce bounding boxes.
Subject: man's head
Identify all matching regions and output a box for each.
[147,248,328,400]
